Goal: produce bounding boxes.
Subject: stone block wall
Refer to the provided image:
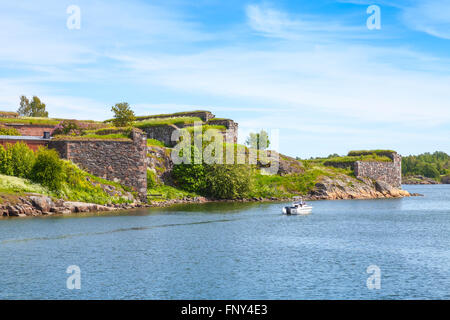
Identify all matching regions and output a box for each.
[49,129,148,200]
[323,161,355,170]
[143,124,179,147]
[354,152,402,188]
[207,119,239,143]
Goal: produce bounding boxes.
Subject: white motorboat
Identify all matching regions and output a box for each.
[282,198,312,215]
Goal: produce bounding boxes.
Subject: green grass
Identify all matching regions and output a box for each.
[134,110,210,121]
[52,133,131,141]
[183,124,227,133]
[0,117,61,125]
[147,184,199,200]
[134,116,203,129]
[207,118,232,123]
[0,162,134,205]
[302,154,393,169]
[60,161,133,204]
[347,150,395,156]
[249,168,329,198]
[0,174,51,195]
[0,117,102,126]
[104,110,211,123]
[83,127,131,135]
[147,139,166,147]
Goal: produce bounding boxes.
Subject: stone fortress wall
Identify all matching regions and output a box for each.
[48,129,148,199]
[354,152,402,188]
[323,151,402,187]
[142,112,238,147]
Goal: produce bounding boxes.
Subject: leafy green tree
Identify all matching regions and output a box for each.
[17,96,30,116]
[421,163,440,180]
[17,95,49,117]
[402,151,450,181]
[111,102,136,127]
[245,130,270,150]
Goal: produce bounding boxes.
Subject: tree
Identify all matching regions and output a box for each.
[17,96,30,116]
[204,164,251,199]
[245,130,270,150]
[421,163,440,180]
[111,102,136,127]
[17,95,49,117]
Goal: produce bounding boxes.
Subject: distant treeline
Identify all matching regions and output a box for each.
[402,151,450,181]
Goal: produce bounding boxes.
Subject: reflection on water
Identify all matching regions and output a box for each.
[0,185,449,299]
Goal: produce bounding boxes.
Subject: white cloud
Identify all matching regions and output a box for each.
[0,1,449,155]
[245,3,365,40]
[110,43,450,126]
[402,0,450,39]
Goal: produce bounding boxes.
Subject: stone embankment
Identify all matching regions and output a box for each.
[308,174,413,200]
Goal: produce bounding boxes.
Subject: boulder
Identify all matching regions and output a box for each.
[29,196,54,212]
[375,180,394,194]
[6,205,20,216]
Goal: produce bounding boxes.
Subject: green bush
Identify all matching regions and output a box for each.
[0,143,35,176]
[204,164,251,199]
[10,142,35,178]
[0,126,21,135]
[0,145,13,175]
[60,161,131,204]
[30,148,65,190]
[173,163,207,193]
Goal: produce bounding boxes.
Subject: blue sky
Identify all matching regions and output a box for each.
[0,0,449,158]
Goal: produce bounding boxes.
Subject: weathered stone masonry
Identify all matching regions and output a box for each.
[142,117,239,147]
[354,152,402,188]
[49,129,148,200]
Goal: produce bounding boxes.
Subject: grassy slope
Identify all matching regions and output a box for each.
[249,165,352,198]
[0,162,134,205]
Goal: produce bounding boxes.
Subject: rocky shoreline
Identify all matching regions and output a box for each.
[1,175,418,217]
[0,195,144,217]
[402,175,446,185]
